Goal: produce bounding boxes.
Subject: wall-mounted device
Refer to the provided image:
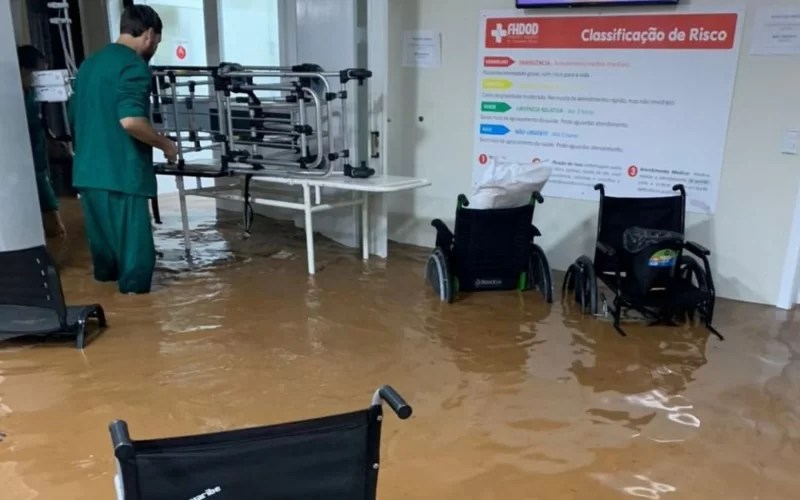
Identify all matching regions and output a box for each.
[516,0,680,8]
[31,69,72,103]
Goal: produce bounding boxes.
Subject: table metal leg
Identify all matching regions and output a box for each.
[176,176,192,253]
[303,183,315,275]
[362,192,369,260]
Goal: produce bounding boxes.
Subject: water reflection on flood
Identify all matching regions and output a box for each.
[0,196,798,499]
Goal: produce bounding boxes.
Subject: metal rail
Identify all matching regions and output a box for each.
[149,63,374,180]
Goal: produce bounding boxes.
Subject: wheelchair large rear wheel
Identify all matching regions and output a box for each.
[563,257,598,315]
[678,255,710,321]
[679,255,709,291]
[425,248,453,303]
[528,244,554,303]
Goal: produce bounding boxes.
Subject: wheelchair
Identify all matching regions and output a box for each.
[562,183,721,339]
[425,192,553,303]
[109,386,412,500]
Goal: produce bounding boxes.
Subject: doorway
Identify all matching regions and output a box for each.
[102,0,390,252]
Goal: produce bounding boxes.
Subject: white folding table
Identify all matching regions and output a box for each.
[172,172,431,274]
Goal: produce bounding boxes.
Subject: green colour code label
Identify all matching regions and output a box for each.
[481,101,512,113]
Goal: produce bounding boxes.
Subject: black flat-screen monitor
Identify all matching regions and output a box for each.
[517,0,679,7]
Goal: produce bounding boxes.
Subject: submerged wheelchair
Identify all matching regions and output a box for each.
[426,192,553,303]
[563,184,721,339]
[109,386,412,499]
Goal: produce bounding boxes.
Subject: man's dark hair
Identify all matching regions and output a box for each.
[120,5,163,37]
[17,45,46,70]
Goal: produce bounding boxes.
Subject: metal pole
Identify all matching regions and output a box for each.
[170,76,192,254]
[303,183,315,275]
[362,192,369,260]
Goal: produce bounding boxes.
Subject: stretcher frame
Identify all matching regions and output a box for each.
[148,63,430,274]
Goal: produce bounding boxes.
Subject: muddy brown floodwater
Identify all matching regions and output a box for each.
[0,197,799,499]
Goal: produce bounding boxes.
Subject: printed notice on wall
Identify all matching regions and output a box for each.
[750,7,800,55]
[473,10,744,214]
[402,31,442,68]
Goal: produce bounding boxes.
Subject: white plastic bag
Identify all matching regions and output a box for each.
[471,156,552,209]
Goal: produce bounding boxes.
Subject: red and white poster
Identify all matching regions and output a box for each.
[473,9,744,214]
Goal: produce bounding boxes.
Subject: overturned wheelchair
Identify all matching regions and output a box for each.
[563,184,721,339]
[109,386,412,500]
[426,192,553,303]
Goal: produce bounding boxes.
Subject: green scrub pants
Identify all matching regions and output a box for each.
[80,189,155,294]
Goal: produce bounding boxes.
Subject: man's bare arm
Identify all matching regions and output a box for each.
[120,117,178,161]
[117,62,179,162]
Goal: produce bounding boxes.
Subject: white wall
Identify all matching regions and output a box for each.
[10,0,28,44]
[0,0,45,252]
[78,0,110,55]
[384,0,800,306]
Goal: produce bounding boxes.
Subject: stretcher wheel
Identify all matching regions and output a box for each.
[528,244,553,303]
[426,248,453,303]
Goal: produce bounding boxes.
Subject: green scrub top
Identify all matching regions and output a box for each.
[25,89,49,175]
[69,43,156,197]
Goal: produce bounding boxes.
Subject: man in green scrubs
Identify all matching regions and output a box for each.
[18,45,66,238]
[70,5,177,294]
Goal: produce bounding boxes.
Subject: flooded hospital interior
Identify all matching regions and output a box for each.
[0,198,799,499]
[4,0,800,498]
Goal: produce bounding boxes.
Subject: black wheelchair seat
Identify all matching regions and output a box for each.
[620,226,685,299]
[0,246,106,348]
[426,193,553,303]
[109,386,412,500]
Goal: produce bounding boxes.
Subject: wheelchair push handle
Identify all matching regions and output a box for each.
[374,385,413,420]
[109,420,135,459]
[532,191,544,204]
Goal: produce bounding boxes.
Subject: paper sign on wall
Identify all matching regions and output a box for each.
[472,10,744,214]
[750,7,800,55]
[402,31,442,68]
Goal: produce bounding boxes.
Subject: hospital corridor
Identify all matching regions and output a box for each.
[2,1,800,499]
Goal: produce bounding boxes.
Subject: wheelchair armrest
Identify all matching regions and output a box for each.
[431,219,454,249]
[374,385,413,419]
[597,241,616,257]
[685,241,711,257]
[532,224,542,238]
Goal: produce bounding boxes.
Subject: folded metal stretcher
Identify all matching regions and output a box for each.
[147,63,378,237]
[149,62,375,180]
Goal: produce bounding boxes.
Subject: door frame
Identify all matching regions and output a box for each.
[366,0,389,257]
[367,0,388,175]
[778,181,800,308]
